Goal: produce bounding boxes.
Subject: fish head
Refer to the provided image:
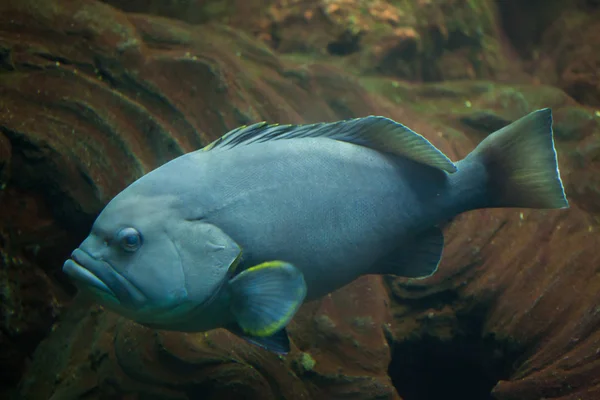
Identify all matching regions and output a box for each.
[62,191,241,327]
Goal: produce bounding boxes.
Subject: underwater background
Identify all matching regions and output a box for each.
[0,0,599,399]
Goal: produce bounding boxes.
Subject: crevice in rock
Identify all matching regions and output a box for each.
[495,0,565,59]
[375,38,418,80]
[445,30,481,51]
[0,49,15,71]
[388,307,524,400]
[327,31,361,56]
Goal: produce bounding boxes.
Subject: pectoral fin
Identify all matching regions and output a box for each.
[228,261,307,338]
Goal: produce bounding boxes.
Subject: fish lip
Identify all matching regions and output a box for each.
[64,248,147,307]
[62,258,117,298]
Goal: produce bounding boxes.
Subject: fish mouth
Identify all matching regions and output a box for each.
[63,248,147,307]
[63,258,116,297]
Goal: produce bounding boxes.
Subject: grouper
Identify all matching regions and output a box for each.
[63,108,569,353]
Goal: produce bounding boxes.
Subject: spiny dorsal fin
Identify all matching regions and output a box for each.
[202,116,457,173]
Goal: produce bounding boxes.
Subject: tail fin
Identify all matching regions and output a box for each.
[465,108,569,209]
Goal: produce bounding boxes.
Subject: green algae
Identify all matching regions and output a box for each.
[299,352,316,372]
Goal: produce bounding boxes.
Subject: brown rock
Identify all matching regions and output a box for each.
[100,0,520,83]
[495,0,566,59]
[387,203,600,400]
[1,0,599,399]
[0,221,68,398]
[539,7,600,106]
[99,0,270,28]
[0,132,9,184]
[372,79,600,399]
[0,0,400,397]
[21,277,398,400]
[499,0,600,107]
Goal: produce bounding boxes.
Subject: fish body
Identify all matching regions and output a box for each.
[139,138,470,300]
[63,110,569,353]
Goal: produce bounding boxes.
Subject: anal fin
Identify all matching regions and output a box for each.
[379,226,444,279]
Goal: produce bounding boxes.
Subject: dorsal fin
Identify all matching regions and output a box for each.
[202,116,457,173]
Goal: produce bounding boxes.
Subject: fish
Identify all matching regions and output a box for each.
[62,108,569,354]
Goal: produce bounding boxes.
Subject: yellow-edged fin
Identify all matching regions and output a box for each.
[201,117,457,173]
[228,261,307,337]
[225,249,244,279]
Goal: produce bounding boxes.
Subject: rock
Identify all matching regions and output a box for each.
[100,0,521,83]
[537,5,600,106]
[2,0,599,399]
[497,0,600,107]
[386,202,600,400]
[0,132,9,187]
[99,0,268,27]
[553,107,600,141]
[368,78,600,399]
[20,278,398,400]
[0,248,68,396]
[495,0,566,59]
[1,0,400,397]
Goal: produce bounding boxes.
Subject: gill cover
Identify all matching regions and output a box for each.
[173,220,242,304]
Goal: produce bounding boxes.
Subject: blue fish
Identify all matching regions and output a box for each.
[63,108,568,353]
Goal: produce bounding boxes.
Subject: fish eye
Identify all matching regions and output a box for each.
[116,227,142,252]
